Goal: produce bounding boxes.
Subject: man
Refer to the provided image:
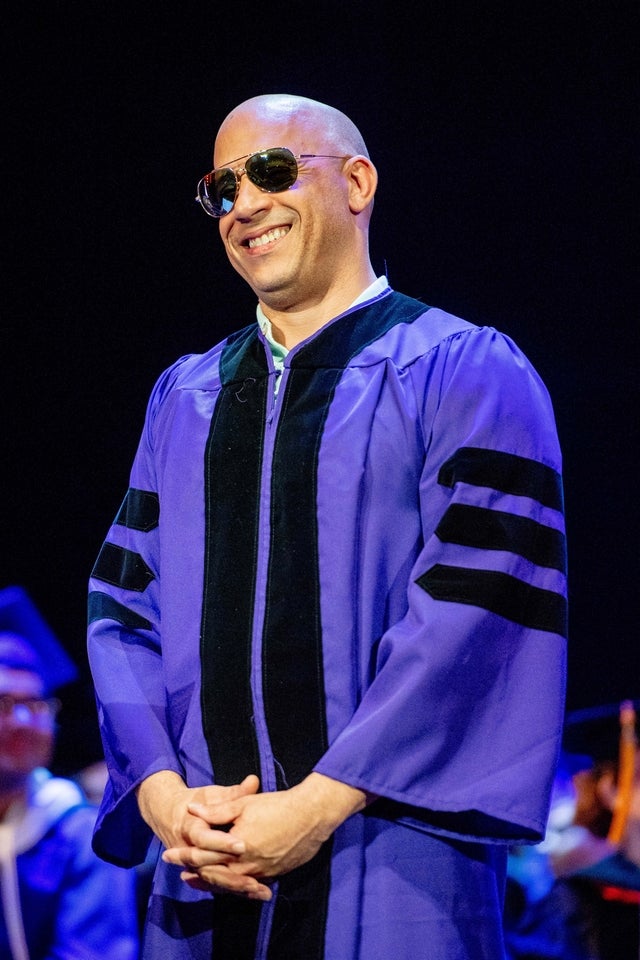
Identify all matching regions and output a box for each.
[0,584,139,959]
[87,93,568,959]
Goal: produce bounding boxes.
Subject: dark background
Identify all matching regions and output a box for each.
[2,1,637,774]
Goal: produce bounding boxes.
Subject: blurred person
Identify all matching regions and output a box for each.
[504,700,640,959]
[87,93,568,959]
[0,585,140,960]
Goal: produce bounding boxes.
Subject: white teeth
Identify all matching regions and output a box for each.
[248,227,289,249]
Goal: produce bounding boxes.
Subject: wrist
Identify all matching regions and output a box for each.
[296,772,372,837]
[136,770,187,834]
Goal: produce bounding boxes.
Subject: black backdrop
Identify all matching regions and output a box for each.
[2,1,638,774]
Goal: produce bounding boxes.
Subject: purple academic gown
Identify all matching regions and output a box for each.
[87,289,567,959]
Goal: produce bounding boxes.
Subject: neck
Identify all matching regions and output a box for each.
[260,266,378,350]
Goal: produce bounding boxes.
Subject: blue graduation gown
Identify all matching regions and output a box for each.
[0,770,139,960]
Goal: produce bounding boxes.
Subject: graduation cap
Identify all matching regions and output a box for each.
[562,699,640,766]
[0,585,78,694]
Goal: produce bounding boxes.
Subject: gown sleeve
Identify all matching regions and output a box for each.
[314,325,568,844]
[87,358,191,866]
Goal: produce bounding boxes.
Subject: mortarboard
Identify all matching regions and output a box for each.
[562,699,640,765]
[0,585,78,694]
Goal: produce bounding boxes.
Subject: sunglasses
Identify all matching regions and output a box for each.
[195,146,349,218]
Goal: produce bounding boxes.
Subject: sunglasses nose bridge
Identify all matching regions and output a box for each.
[232,164,247,187]
[231,162,272,211]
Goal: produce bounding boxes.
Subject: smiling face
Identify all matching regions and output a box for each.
[211,95,378,324]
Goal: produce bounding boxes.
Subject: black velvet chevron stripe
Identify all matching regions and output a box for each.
[416,563,568,636]
[435,504,567,572]
[90,542,155,592]
[438,447,564,512]
[87,590,152,630]
[114,488,159,531]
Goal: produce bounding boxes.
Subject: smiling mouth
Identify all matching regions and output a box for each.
[247,226,290,249]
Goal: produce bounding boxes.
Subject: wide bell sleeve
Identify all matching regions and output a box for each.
[87,358,192,867]
[314,324,568,844]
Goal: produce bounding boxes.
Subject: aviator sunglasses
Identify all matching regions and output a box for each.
[195,146,350,218]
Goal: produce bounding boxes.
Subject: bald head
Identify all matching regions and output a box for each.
[210,94,379,336]
[215,94,370,164]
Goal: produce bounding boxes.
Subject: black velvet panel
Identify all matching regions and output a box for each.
[210,896,263,960]
[200,325,267,792]
[263,292,429,791]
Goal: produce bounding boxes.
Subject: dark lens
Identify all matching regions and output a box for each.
[210,168,238,216]
[246,148,298,193]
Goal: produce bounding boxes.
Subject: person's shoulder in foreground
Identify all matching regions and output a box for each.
[87,92,567,960]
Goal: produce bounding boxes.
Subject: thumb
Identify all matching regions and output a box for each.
[187,775,260,818]
[238,774,261,796]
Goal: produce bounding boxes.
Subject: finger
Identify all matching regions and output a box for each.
[187,799,242,826]
[197,775,260,805]
[162,843,244,867]
[172,820,247,854]
[238,774,260,795]
[180,870,272,901]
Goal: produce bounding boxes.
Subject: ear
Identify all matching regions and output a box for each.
[345,156,378,214]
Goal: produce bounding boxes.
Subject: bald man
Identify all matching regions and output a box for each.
[88,94,568,959]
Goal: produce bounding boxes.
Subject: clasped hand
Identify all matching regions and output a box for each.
[155,771,367,901]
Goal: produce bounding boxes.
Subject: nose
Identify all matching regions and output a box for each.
[231,170,271,218]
